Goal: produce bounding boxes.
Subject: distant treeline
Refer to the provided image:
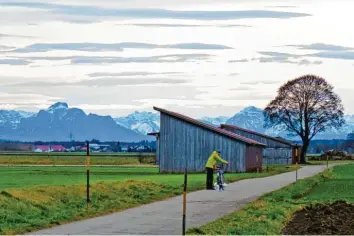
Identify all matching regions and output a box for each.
[305,139,354,154]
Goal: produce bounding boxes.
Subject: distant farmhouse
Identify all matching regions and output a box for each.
[220,124,301,164]
[89,143,112,152]
[150,107,266,173]
[33,145,66,152]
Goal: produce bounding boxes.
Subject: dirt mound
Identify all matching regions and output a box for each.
[282,200,354,235]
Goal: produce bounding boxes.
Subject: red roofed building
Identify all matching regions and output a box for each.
[34,145,66,152]
[51,145,66,152]
[34,145,51,152]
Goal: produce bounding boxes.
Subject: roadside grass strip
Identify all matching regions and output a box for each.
[0,165,298,234]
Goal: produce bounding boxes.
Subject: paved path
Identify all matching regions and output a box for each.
[28,165,334,235]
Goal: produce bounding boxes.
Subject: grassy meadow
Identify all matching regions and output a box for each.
[0,164,299,234]
[0,152,155,165]
[306,159,353,165]
[0,165,299,190]
[187,163,354,235]
[0,152,155,156]
[0,151,352,166]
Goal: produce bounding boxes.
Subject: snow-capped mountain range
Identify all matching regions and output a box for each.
[114,111,160,135]
[0,103,353,141]
[0,110,36,129]
[0,102,152,142]
[225,106,354,140]
[114,106,354,140]
[114,112,229,134]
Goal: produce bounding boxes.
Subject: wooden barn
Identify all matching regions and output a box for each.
[220,124,301,165]
[149,107,266,173]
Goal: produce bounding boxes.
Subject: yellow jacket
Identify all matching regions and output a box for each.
[205,151,228,169]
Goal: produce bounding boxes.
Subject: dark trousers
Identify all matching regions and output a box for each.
[206,167,214,189]
[217,175,224,190]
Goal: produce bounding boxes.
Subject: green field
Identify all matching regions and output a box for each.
[306,159,353,165]
[0,153,155,165]
[1,166,157,189]
[0,152,352,166]
[0,165,298,234]
[0,152,155,156]
[187,163,354,235]
[301,164,354,202]
[0,165,298,190]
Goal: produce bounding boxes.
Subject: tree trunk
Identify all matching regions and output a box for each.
[300,139,310,164]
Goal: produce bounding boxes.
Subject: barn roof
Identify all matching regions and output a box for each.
[153,106,266,147]
[147,132,159,136]
[220,124,298,147]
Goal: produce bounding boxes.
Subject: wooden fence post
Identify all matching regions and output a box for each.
[86,141,90,211]
[326,154,329,168]
[182,168,187,235]
[295,162,298,182]
[295,145,298,164]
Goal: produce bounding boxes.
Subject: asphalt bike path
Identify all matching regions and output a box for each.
[28,164,336,235]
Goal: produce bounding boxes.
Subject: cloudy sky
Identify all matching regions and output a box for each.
[1,0,354,118]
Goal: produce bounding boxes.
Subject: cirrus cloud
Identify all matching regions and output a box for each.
[122,23,252,28]
[9,42,232,53]
[87,71,183,77]
[9,54,214,64]
[3,77,190,87]
[285,43,354,51]
[0,59,31,65]
[0,2,312,20]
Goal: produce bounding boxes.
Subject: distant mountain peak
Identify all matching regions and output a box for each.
[199,116,229,126]
[130,111,159,119]
[227,106,266,133]
[47,102,69,112]
[114,111,160,135]
[239,106,263,113]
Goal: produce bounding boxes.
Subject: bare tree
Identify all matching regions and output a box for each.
[264,74,345,163]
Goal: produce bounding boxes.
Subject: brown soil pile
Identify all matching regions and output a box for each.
[282,200,354,235]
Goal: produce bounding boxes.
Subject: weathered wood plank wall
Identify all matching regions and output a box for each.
[222,127,293,165]
[159,114,247,173]
[156,136,160,165]
[263,157,292,165]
